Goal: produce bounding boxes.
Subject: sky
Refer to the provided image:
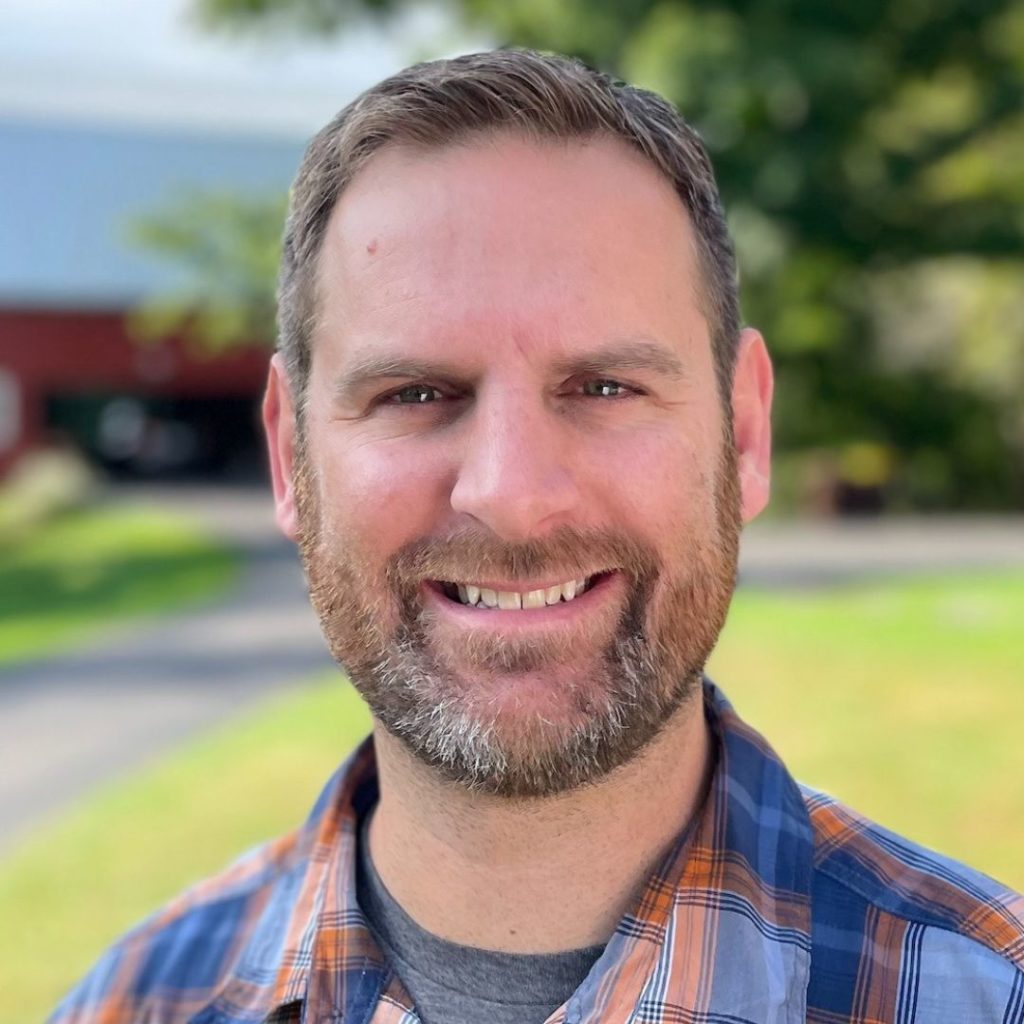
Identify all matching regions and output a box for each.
[0,0,483,138]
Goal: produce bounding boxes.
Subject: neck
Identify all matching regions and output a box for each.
[367,690,713,953]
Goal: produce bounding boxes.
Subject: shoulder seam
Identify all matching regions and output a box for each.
[117,831,303,953]
[806,807,1024,973]
[817,856,1015,960]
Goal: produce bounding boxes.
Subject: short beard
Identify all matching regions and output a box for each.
[294,433,741,799]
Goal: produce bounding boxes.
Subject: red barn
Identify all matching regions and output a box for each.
[0,118,304,479]
[0,307,270,478]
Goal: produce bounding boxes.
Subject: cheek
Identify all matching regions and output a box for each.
[581,426,715,533]
[315,435,454,552]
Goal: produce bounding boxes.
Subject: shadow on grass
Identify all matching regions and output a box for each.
[0,508,238,669]
[0,550,231,623]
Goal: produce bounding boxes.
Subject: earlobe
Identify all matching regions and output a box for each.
[730,328,774,524]
[263,354,301,542]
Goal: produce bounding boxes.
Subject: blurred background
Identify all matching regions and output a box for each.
[0,0,1021,1017]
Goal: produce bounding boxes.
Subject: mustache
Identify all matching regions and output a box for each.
[384,525,660,588]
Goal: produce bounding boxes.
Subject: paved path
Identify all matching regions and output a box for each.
[0,485,334,855]
[1,484,1021,854]
[740,514,1024,587]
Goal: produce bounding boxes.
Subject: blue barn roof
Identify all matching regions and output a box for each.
[0,117,306,307]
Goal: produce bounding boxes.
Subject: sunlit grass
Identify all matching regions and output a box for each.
[709,572,1024,883]
[2,572,1021,1020]
[0,506,237,668]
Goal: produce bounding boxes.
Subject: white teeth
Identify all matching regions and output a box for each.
[451,576,594,608]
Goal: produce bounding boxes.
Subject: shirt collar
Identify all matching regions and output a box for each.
[217,681,814,1024]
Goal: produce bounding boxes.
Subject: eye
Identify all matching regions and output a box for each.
[386,384,443,405]
[581,378,632,398]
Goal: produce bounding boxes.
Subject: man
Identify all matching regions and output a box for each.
[52,49,1023,1024]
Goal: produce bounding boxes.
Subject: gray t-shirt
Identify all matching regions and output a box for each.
[356,813,606,1024]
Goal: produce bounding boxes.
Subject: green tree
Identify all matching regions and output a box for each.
[129,190,287,352]
[138,0,1023,509]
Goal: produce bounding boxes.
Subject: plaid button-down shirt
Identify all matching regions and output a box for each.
[51,683,1024,1024]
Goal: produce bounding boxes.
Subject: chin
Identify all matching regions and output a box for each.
[366,642,696,799]
[456,663,616,732]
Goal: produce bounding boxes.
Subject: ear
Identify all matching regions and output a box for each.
[263,354,301,542]
[730,327,773,523]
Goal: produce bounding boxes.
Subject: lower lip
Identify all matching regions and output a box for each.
[422,572,623,630]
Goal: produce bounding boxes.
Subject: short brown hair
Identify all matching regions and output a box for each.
[278,48,739,411]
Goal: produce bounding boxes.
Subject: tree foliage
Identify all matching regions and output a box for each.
[129,190,286,353]
[140,0,1023,509]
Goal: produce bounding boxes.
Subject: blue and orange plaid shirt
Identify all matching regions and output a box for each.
[51,683,1024,1023]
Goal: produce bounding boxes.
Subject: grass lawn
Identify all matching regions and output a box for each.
[0,505,238,669]
[2,571,1021,1020]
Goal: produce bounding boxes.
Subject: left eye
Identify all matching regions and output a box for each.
[387,384,442,404]
[582,379,629,398]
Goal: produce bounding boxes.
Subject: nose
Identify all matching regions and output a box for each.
[448,389,581,541]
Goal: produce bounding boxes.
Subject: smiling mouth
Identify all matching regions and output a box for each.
[438,574,607,610]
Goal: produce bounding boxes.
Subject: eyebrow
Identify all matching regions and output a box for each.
[332,355,465,406]
[332,337,687,405]
[550,339,687,381]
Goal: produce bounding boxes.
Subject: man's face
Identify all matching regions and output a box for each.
[266,133,772,797]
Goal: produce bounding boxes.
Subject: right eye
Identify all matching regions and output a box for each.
[384,384,443,405]
[581,378,633,398]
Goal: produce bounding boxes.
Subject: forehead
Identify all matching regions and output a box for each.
[312,132,709,367]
